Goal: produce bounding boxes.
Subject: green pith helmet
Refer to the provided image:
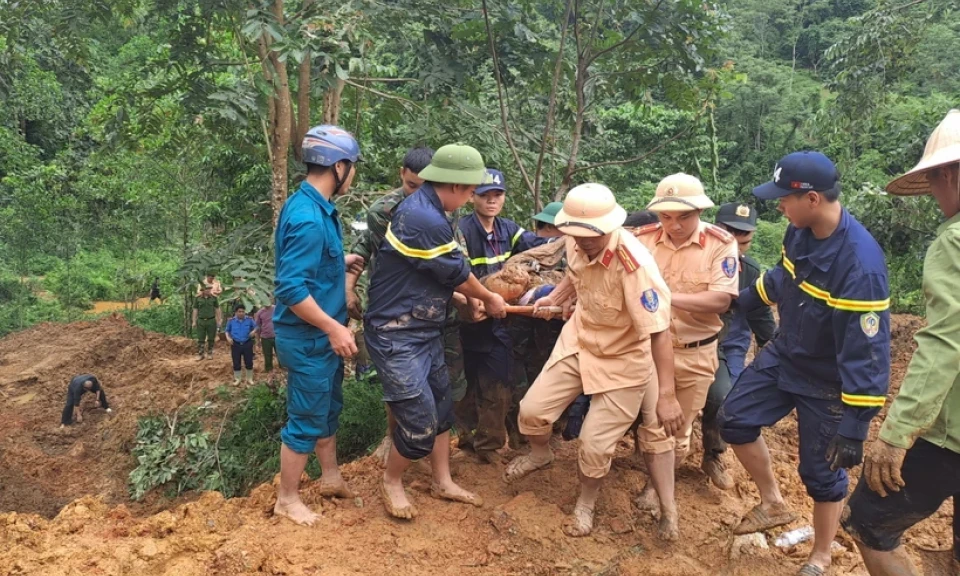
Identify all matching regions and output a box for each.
[533,202,563,224]
[418,143,486,185]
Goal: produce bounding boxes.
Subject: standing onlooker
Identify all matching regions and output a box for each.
[225,303,258,384]
[192,286,222,360]
[196,272,223,297]
[60,374,112,428]
[149,277,162,303]
[256,297,280,373]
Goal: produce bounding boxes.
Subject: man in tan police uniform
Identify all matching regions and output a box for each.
[634,173,739,539]
[503,183,682,538]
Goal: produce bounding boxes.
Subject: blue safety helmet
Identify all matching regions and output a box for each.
[301,125,362,167]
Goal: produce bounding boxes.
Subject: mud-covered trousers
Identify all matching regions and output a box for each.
[365,326,452,460]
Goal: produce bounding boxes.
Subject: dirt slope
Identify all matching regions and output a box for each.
[0,315,956,576]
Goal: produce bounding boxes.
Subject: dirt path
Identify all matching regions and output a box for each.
[0,315,955,575]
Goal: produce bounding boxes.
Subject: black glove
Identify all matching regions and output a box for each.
[826,434,863,471]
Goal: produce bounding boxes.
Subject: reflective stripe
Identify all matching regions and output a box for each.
[385,224,458,260]
[756,273,773,306]
[841,392,886,408]
[780,247,889,313]
[469,252,512,266]
[511,228,525,247]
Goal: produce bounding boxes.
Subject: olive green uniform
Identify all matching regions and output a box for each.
[194,295,219,355]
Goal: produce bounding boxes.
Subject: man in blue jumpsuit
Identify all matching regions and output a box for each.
[457,168,548,463]
[719,151,891,576]
[365,145,508,520]
[701,203,777,489]
[272,125,365,527]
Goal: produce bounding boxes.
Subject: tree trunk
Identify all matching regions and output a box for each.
[267,0,292,226]
[292,0,314,161]
[557,62,587,199]
[322,79,345,125]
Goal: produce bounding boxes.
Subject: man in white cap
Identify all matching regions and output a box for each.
[633,173,739,539]
[843,110,960,576]
[503,183,681,537]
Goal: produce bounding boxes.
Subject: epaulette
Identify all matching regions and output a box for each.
[636,223,662,235]
[615,244,640,274]
[705,224,735,244]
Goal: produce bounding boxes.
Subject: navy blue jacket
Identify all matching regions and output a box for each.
[739,209,891,441]
[365,183,471,333]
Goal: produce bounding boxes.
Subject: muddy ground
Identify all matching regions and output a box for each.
[0,315,956,575]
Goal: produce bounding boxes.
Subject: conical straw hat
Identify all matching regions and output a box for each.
[886,109,960,196]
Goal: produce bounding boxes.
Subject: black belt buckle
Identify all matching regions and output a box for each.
[682,333,719,349]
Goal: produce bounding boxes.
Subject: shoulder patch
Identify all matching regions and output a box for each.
[721,257,738,278]
[641,289,660,312]
[616,245,639,273]
[636,223,662,235]
[705,224,735,244]
[860,312,880,338]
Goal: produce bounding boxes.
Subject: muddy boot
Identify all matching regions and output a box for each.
[233,370,242,385]
[198,350,205,360]
[207,349,215,360]
[246,369,255,385]
[701,454,734,490]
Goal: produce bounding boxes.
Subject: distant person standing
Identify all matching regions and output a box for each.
[149,277,162,303]
[196,272,223,297]
[60,374,111,428]
[256,297,280,373]
[192,286,222,360]
[225,303,258,384]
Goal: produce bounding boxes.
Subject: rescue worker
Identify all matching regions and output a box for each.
[364,144,508,520]
[504,183,681,538]
[843,110,960,576]
[633,174,739,539]
[272,125,365,527]
[192,286,222,360]
[719,151,891,576]
[532,201,564,237]
[701,203,777,490]
[60,374,111,428]
[457,168,547,463]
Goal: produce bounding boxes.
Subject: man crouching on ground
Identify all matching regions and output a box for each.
[503,183,681,537]
[364,144,507,520]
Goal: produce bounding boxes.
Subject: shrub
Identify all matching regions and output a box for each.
[123,301,184,336]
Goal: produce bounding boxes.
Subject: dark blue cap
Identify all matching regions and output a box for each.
[753,151,840,200]
[475,168,507,195]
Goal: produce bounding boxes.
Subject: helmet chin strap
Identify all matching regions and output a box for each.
[332,161,352,197]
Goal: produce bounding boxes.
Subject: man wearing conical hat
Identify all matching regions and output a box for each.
[632,173,740,539]
[503,183,681,538]
[843,110,960,576]
[719,151,891,576]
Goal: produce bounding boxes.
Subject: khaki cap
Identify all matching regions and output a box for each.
[886,109,960,196]
[647,173,715,212]
[418,143,486,185]
[554,183,627,237]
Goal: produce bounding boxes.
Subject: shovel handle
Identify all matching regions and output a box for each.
[504,305,563,317]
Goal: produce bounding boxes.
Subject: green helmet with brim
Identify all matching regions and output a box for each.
[418,143,486,185]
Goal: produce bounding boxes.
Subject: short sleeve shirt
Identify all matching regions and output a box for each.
[637,220,739,344]
[549,229,672,394]
[194,295,219,319]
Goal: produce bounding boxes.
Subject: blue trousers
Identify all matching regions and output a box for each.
[719,360,848,503]
[276,333,344,454]
[365,327,452,461]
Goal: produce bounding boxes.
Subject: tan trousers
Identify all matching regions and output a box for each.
[518,354,645,478]
[639,341,719,454]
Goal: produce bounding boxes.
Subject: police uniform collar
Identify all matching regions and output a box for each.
[299,180,337,216]
[659,220,707,250]
[419,182,445,212]
[792,208,850,272]
[585,229,622,268]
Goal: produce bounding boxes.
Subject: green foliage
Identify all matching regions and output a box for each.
[336,370,388,460]
[751,218,790,271]
[123,302,184,336]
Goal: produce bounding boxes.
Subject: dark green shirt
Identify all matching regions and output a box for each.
[194,295,219,319]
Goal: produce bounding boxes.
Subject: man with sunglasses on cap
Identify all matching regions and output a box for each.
[633,173,739,540]
[719,151,891,576]
[504,183,679,538]
[365,145,508,520]
[700,203,777,490]
[843,110,960,576]
[457,168,547,464]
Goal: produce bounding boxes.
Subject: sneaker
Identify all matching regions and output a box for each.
[701,455,734,490]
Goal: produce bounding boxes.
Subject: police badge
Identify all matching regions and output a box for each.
[860,312,880,338]
[641,289,659,312]
[721,257,737,278]
[736,205,750,218]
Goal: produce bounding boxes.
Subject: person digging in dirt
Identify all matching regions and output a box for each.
[843,110,960,576]
[632,174,739,538]
[505,183,680,538]
[60,374,111,429]
[457,168,548,464]
[255,296,280,374]
[225,303,258,385]
[272,125,365,526]
[364,143,507,520]
[718,151,891,576]
[193,286,222,360]
[698,203,777,490]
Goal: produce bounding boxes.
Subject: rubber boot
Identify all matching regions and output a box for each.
[233,370,241,385]
[245,369,254,385]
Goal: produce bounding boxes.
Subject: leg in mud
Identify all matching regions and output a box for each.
[635,370,680,540]
[275,444,320,526]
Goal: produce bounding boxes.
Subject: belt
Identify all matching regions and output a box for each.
[675,333,719,349]
[199,316,216,320]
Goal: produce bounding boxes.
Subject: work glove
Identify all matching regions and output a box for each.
[825,434,863,471]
